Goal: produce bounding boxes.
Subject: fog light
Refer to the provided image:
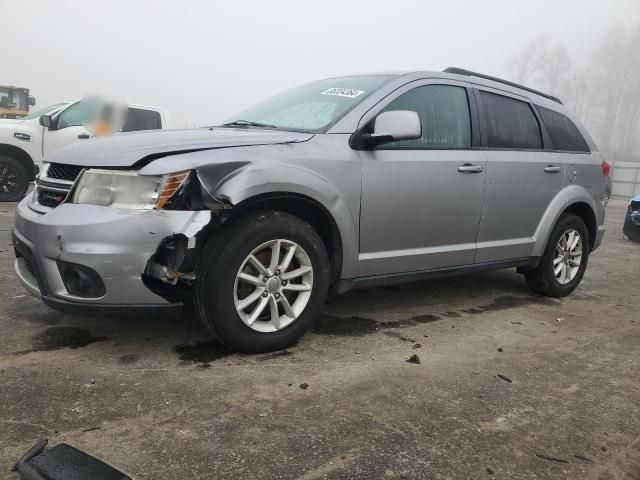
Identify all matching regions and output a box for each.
[57,261,106,298]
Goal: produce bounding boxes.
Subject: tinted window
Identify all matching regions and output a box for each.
[122,108,162,132]
[380,85,471,149]
[537,106,589,152]
[480,91,542,149]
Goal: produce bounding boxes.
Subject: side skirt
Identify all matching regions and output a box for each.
[335,257,538,294]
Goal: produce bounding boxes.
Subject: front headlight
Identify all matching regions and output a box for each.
[71,169,189,209]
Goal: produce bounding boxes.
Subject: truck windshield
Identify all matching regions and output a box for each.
[224,75,393,132]
[21,103,68,120]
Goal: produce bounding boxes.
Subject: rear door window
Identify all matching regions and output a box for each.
[380,84,472,149]
[122,108,162,132]
[537,106,590,152]
[480,91,542,149]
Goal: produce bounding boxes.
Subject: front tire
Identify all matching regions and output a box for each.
[525,213,590,297]
[0,155,30,202]
[194,211,330,353]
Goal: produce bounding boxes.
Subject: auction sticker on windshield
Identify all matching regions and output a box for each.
[320,88,365,99]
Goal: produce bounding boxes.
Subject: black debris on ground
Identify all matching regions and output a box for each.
[573,454,593,462]
[535,453,569,463]
[406,354,421,364]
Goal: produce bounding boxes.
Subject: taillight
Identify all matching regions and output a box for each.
[601,160,611,177]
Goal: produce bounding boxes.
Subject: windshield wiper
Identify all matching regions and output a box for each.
[222,119,279,129]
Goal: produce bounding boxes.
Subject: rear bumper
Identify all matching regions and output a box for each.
[13,193,211,308]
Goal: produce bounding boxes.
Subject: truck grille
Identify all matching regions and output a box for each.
[46,163,83,182]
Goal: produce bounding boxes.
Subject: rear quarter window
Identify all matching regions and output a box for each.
[537,106,590,152]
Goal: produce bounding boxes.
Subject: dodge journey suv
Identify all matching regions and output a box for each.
[13,68,608,352]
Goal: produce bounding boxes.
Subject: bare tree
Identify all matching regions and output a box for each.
[560,69,597,130]
[508,38,546,84]
[536,42,572,97]
[508,24,640,158]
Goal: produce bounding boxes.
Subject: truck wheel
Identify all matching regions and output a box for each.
[0,155,30,202]
[194,210,330,353]
[525,213,590,297]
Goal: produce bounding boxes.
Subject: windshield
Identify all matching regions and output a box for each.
[21,103,68,120]
[224,75,393,132]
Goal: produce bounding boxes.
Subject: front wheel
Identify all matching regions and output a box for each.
[194,211,330,353]
[525,213,590,297]
[0,155,30,202]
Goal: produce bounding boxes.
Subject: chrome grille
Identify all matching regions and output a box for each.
[30,162,80,212]
[37,188,67,208]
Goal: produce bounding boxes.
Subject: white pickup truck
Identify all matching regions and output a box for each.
[0,100,168,201]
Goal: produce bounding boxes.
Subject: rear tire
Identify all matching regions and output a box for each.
[194,210,330,353]
[525,213,590,297]
[0,155,30,202]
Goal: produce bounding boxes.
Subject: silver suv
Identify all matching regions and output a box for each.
[13,68,608,352]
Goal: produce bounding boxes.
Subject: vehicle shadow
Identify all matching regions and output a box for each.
[7,268,534,362]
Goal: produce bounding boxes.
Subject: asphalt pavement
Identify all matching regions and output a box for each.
[1,199,638,479]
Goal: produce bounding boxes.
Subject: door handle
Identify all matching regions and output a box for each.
[77,134,90,139]
[544,165,562,173]
[457,164,483,173]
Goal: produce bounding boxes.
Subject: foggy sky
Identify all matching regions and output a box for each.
[3,0,639,128]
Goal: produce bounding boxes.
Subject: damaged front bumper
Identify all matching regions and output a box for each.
[13,193,211,312]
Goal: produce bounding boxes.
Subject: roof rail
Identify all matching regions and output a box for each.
[443,67,563,104]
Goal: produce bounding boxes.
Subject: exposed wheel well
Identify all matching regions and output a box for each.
[0,144,36,180]
[564,202,597,250]
[226,193,343,287]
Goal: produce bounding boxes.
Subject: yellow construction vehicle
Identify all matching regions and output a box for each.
[0,85,36,119]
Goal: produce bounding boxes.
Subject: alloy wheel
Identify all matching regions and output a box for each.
[233,239,314,333]
[553,229,583,285]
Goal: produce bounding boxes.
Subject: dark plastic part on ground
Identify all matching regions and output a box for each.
[14,439,131,480]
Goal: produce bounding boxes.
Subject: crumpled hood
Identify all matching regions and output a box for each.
[45,127,314,168]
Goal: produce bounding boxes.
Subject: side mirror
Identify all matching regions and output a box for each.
[373,110,421,141]
[358,110,421,148]
[28,96,36,107]
[39,115,52,129]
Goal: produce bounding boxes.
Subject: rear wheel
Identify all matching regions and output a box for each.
[0,155,30,202]
[194,211,330,353]
[525,213,590,297]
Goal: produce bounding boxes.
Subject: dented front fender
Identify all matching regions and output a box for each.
[139,140,363,278]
